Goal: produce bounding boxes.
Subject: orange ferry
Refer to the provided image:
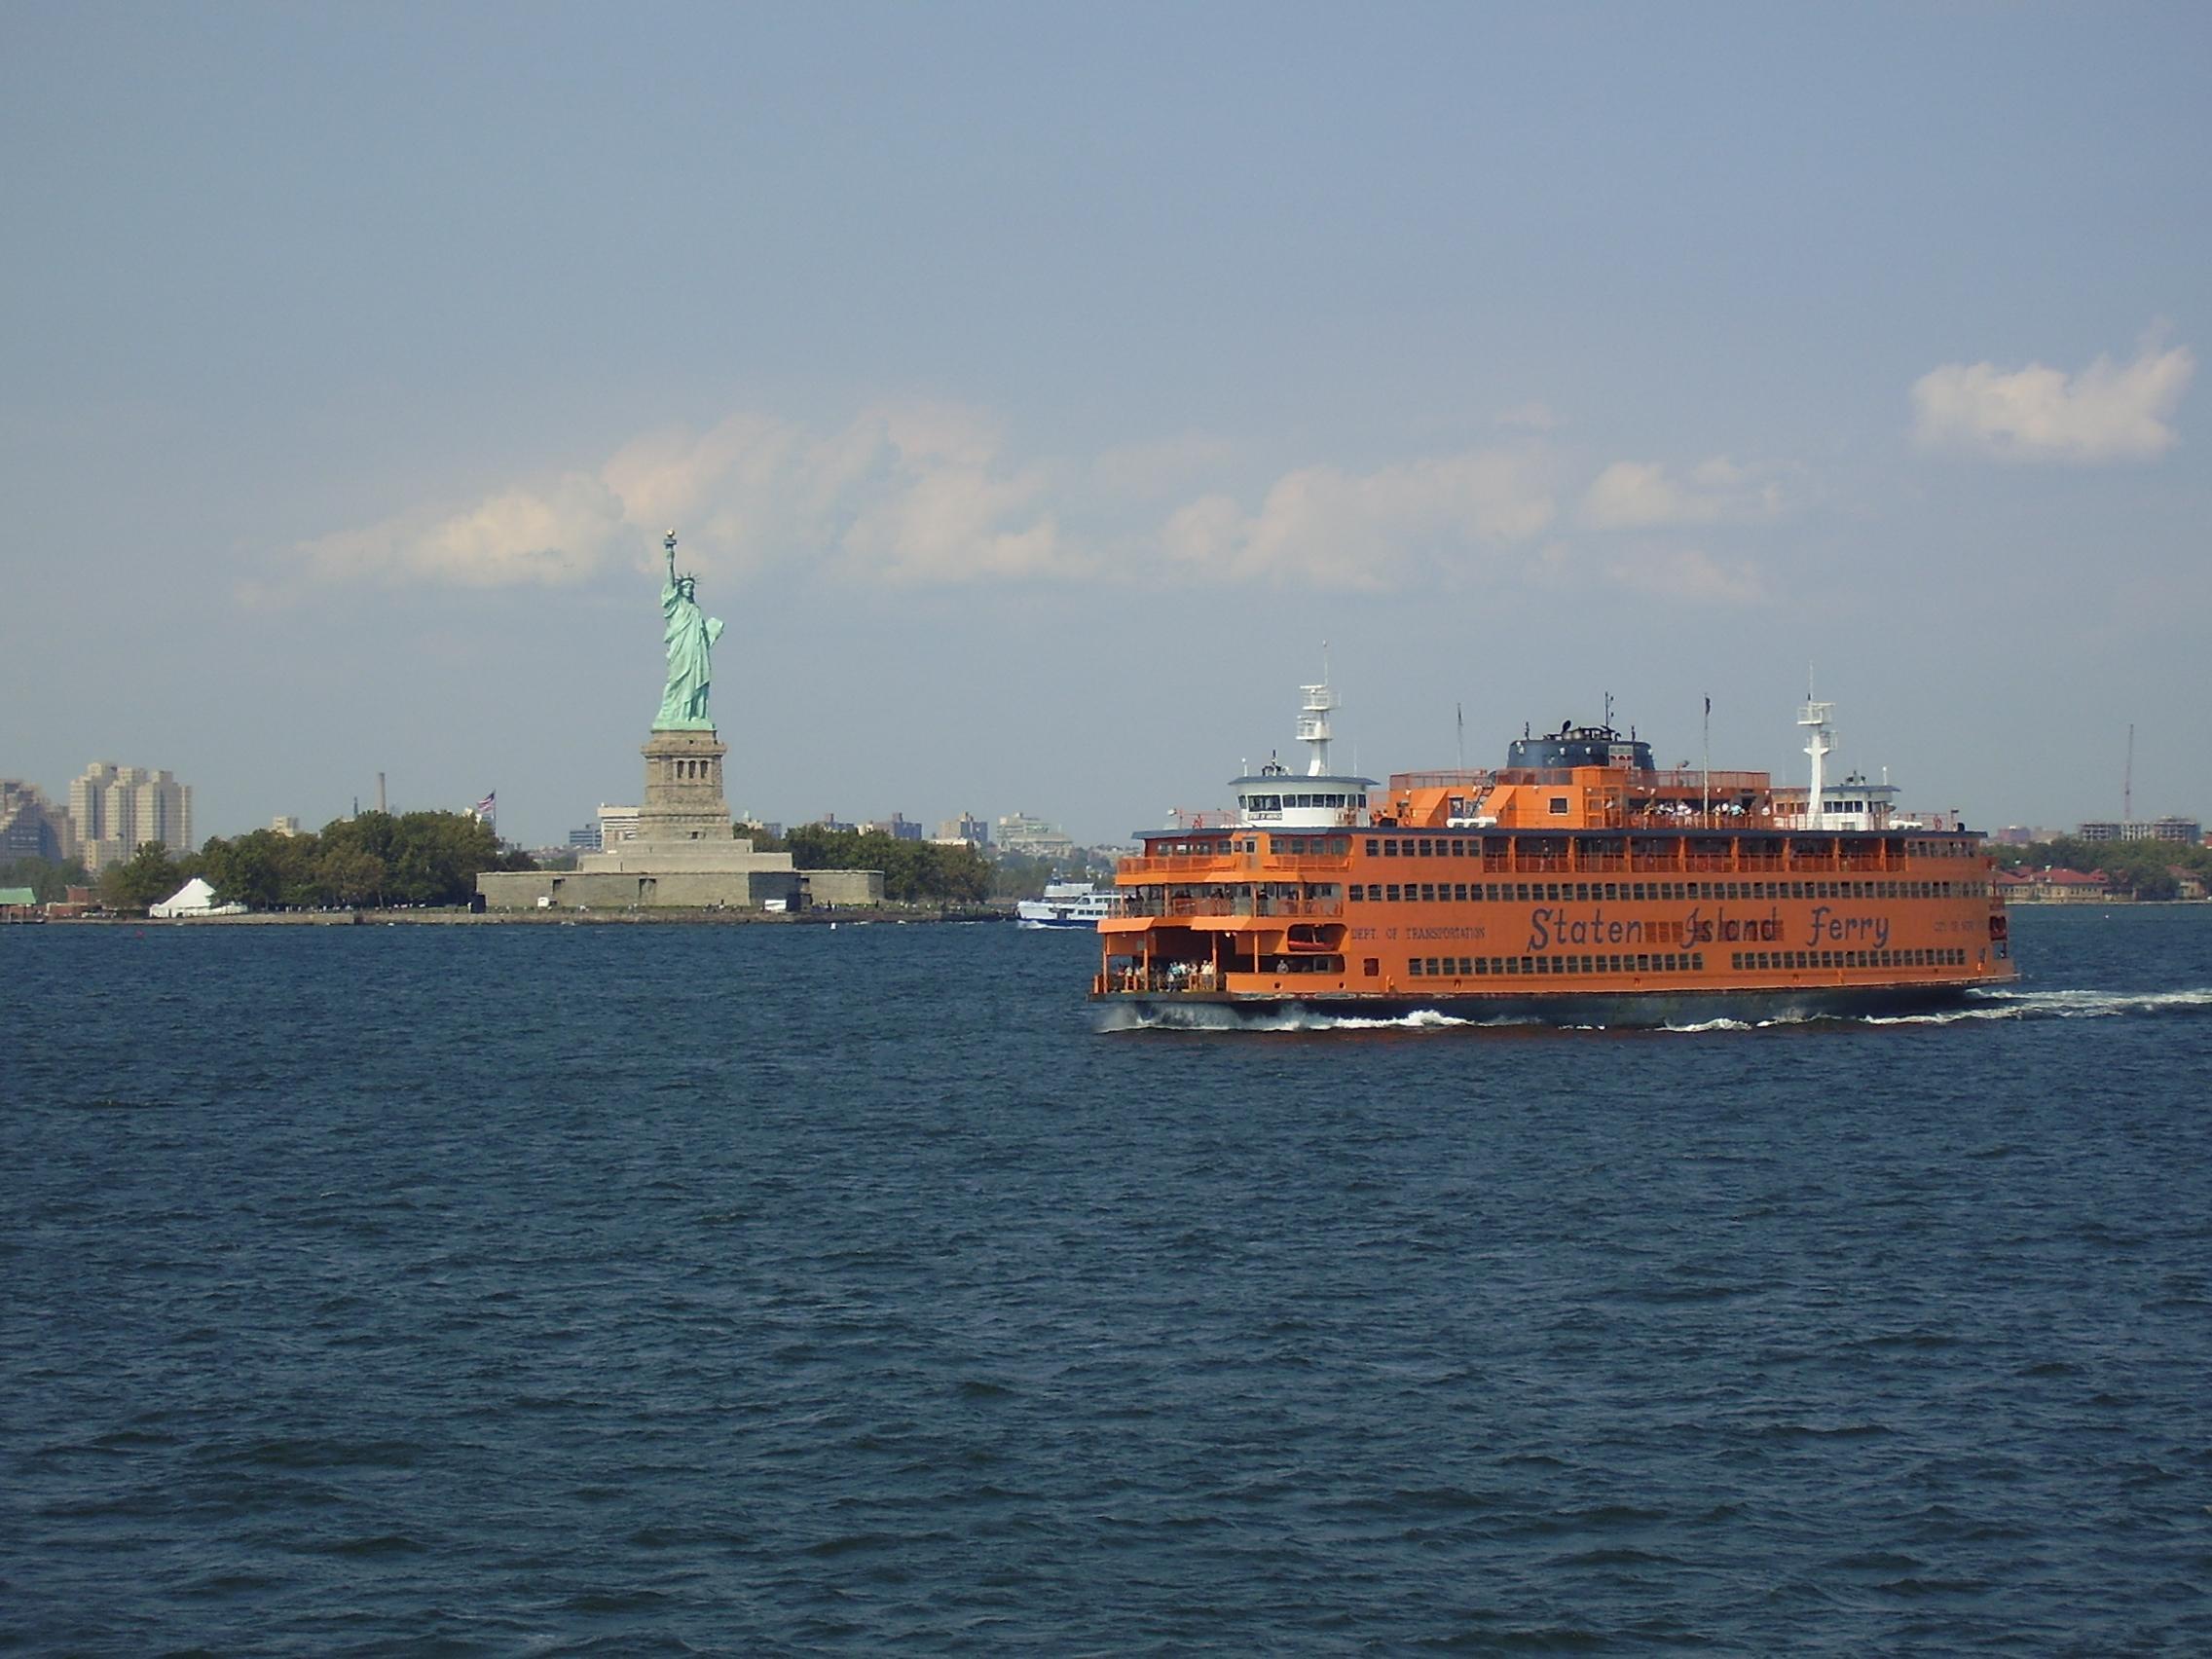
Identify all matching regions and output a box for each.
[1093,680,2015,1024]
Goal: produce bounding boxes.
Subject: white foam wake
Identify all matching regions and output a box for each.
[1099,986,2212,1036]
[1864,985,2212,1025]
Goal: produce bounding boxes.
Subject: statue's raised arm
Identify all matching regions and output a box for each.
[654,530,724,730]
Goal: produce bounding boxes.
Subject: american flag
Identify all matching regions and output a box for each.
[474,793,496,821]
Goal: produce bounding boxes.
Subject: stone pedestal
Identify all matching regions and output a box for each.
[636,727,733,845]
[473,719,886,912]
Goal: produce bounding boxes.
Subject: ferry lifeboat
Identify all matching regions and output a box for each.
[1092,681,2017,1024]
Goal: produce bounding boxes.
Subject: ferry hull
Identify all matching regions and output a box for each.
[1096,977,2009,1029]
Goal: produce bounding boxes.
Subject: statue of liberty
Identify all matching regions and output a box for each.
[655,531,724,730]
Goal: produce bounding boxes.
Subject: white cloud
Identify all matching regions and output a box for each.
[287,400,1073,593]
[1162,450,1557,589]
[282,408,1823,605]
[1582,456,1787,530]
[1911,340,2194,462]
[300,472,627,589]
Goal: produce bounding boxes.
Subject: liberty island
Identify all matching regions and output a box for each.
[475,533,881,912]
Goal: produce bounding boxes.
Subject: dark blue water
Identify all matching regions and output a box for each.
[7,906,2210,1652]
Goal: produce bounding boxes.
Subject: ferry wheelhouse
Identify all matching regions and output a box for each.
[1093,682,2015,1023]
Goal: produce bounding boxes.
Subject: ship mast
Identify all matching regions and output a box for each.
[1799,693,1835,830]
[1298,654,1335,777]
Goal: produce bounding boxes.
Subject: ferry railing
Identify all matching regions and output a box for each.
[1124,895,1346,920]
[1119,854,1244,876]
[1256,897,1343,917]
[1096,967,1225,995]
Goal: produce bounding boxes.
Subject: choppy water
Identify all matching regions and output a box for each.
[6,905,2210,1652]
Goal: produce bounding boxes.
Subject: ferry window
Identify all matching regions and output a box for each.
[1363,958,1380,977]
[1419,838,1434,856]
[1385,884,1401,903]
[1365,838,1379,855]
[1453,883,1468,902]
[1549,796,1568,815]
[1409,958,1423,977]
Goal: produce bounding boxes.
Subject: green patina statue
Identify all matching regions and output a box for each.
[655,531,724,730]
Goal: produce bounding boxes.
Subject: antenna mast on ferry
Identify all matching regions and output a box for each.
[1799,677,1835,831]
[1298,645,1335,777]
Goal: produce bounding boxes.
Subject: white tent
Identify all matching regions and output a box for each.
[151,877,246,918]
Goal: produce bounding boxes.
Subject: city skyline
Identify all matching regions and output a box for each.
[5,7,2208,849]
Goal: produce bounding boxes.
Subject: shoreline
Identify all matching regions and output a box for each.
[31,904,1014,928]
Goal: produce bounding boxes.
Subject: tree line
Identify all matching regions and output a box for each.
[78,811,535,911]
[765,826,994,904]
[1993,835,2212,901]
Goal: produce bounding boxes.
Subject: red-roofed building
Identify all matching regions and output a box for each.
[1997,866,2113,903]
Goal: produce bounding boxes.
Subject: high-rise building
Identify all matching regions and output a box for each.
[994,811,1075,861]
[2079,817,2201,844]
[68,762,193,871]
[0,780,75,862]
[936,812,989,847]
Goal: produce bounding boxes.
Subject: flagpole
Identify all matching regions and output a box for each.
[1701,697,1711,822]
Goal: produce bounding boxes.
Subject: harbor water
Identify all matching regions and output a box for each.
[7,905,2210,1651]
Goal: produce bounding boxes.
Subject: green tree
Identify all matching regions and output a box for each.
[200,828,318,909]
[0,855,91,903]
[99,841,183,911]
[318,846,387,907]
[1998,834,2212,899]
[988,851,1060,901]
[782,827,992,903]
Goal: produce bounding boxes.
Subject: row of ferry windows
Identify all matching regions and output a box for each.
[1729,948,1968,972]
[1243,794,1358,812]
[1400,947,1970,979]
[1350,879,1978,903]
[1409,954,1705,977]
[1360,835,1976,860]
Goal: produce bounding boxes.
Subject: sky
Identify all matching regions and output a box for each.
[5,3,2208,848]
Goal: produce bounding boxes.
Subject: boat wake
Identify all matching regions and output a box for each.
[1099,986,2212,1036]
[1097,1004,1536,1035]
[1854,985,2212,1027]
[1665,985,2212,1033]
